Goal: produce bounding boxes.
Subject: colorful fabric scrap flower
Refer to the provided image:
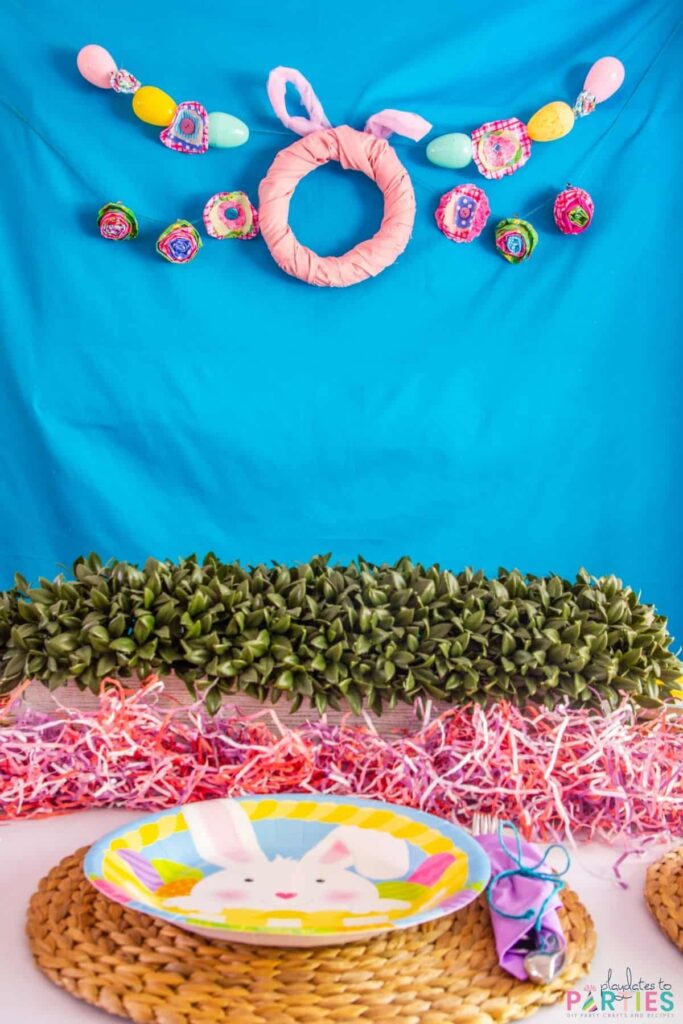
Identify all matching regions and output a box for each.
[160,101,209,154]
[156,220,202,263]
[495,218,538,264]
[434,184,490,243]
[471,118,531,180]
[573,90,597,118]
[553,186,594,235]
[97,201,138,241]
[203,191,259,240]
[110,69,141,94]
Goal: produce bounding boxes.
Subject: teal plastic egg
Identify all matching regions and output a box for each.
[426,132,472,169]
[208,112,249,148]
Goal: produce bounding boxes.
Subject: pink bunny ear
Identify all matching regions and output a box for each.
[364,109,432,142]
[266,66,431,143]
[303,826,409,879]
[182,800,265,867]
[267,66,332,136]
[317,837,354,866]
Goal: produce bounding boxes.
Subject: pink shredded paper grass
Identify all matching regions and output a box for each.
[0,681,680,841]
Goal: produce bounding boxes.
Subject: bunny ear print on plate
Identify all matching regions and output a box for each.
[182,799,267,867]
[302,825,410,880]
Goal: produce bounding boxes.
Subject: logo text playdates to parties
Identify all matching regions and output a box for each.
[565,968,675,1016]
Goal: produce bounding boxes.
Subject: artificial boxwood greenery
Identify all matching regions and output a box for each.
[0,553,680,715]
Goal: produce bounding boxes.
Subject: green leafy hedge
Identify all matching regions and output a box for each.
[0,553,680,714]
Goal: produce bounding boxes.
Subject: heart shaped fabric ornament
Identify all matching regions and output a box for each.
[160,101,209,154]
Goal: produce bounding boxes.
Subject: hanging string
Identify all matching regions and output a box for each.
[0,95,290,230]
[2,17,681,230]
[520,15,681,220]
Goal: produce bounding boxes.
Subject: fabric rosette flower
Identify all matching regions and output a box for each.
[203,191,259,240]
[97,201,138,241]
[435,184,490,243]
[155,220,202,264]
[553,186,594,235]
[110,69,141,94]
[573,90,597,118]
[495,218,538,264]
[471,118,531,180]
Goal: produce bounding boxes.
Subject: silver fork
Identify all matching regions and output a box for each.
[471,812,567,985]
[471,811,499,836]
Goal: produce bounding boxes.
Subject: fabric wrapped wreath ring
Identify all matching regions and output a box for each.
[258,67,431,287]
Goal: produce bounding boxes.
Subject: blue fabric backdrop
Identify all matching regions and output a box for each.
[0,1,681,638]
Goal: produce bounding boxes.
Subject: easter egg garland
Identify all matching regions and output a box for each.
[76,43,249,152]
[427,56,626,172]
[81,49,617,271]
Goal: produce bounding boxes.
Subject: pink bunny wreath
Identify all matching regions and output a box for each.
[258,67,431,287]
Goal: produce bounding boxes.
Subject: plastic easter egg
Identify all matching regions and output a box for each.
[208,112,250,148]
[527,101,575,142]
[77,44,117,89]
[583,57,625,103]
[132,86,177,127]
[426,132,472,169]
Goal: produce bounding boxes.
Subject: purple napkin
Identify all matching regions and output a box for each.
[476,832,565,981]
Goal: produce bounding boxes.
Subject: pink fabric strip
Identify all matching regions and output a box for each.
[364,109,432,142]
[266,66,431,141]
[267,67,332,137]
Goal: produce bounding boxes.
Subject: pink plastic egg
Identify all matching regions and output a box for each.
[77,44,117,89]
[583,57,625,104]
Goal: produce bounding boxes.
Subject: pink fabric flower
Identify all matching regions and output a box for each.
[471,118,531,180]
[435,184,490,243]
[553,186,594,235]
[97,202,138,241]
[156,220,202,264]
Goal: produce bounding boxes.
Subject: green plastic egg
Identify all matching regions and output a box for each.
[426,132,472,169]
[208,112,250,148]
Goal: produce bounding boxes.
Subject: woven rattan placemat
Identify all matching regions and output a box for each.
[644,845,683,953]
[27,848,595,1024]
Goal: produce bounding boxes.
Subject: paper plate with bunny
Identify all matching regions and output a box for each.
[84,795,490,946]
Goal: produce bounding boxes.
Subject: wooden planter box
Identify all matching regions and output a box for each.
[19,676,442,735]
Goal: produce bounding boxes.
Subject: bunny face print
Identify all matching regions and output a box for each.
[170,800,412,915]
[85,795,490,946]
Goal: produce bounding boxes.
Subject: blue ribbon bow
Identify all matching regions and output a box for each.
[487,820,571,936]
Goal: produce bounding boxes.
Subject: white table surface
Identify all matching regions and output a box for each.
[0,811,679,1023]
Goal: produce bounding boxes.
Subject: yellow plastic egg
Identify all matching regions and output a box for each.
[132,85,177,127]
[527,101,575,142]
